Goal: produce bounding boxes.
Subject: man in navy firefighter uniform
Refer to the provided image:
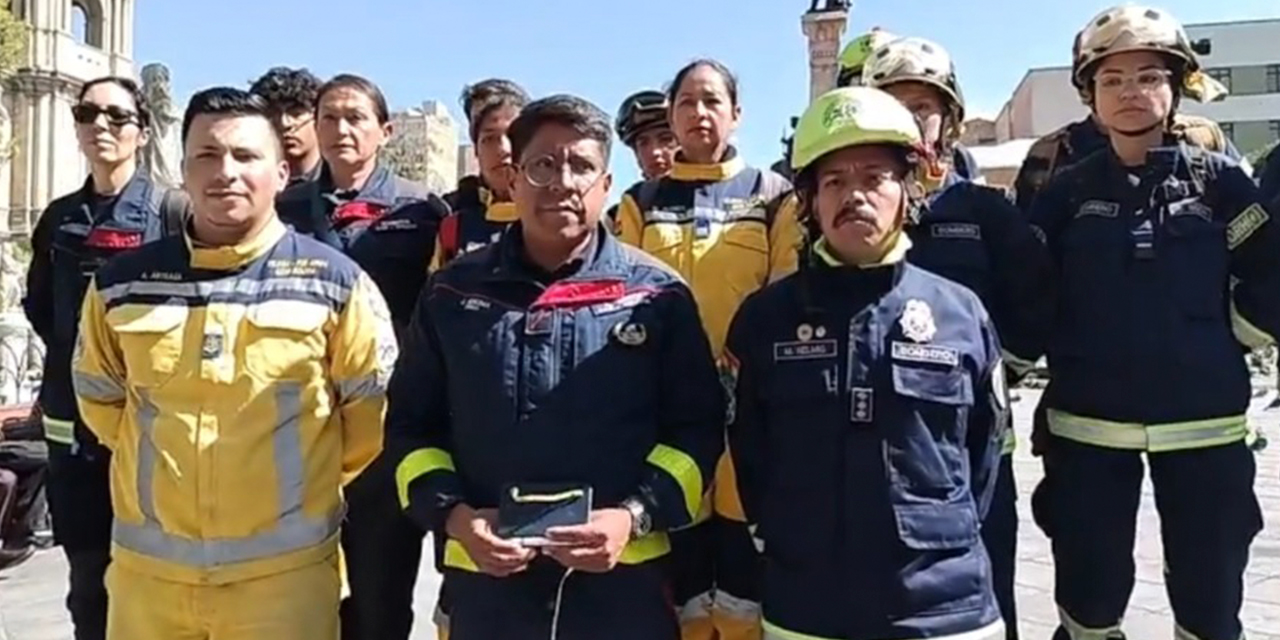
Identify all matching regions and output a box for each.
[389,94,724,640]
[724,87,1007,640]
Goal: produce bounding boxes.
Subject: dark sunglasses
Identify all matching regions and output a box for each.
[71,104,139,127]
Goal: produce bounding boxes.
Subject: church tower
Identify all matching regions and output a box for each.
[3,0,136,232]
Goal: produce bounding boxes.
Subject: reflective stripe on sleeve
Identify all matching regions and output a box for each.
[1047,410,1248,452]
[42,417,75,445]
[647,443,704,522]
[73,370,126,404]
[395,448,456,509]
[1230,299,1274,350]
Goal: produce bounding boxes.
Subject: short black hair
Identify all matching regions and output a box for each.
[77,76,152,128]
[316,74,390,124]
[668,59,740,107]
[460,78,530,142]
[180,87,277,148]
[507,94,612,165]
[249,66,322,115]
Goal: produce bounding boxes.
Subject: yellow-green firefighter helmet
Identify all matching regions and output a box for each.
[790,86,923,173]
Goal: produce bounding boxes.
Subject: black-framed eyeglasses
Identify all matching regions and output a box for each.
[71,104,139,127]
[521,154,605,192]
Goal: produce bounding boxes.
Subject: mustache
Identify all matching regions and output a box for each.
[834,205,876,226]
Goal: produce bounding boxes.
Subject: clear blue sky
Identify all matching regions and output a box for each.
[134,0,1277,191]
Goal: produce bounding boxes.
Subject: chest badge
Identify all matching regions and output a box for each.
[613,321,648,346]
[795,324,827,341]
[900,299,937,343]
[201,333,224,360]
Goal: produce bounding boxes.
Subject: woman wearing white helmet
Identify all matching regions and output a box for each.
[1029,6,1277,640]
[724,86,1008,640]
[863,35,1054,640]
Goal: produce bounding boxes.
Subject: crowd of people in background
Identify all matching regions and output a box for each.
[4,3,1280,640]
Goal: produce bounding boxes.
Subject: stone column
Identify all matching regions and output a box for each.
[802,6,851,103]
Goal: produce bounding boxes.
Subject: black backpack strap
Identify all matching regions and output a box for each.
[149,185,189,237]
[632,179,663,218]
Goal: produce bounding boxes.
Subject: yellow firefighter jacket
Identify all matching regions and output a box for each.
[73,217,397,585]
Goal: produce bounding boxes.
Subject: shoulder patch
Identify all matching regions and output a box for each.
[1227,204,1270,250]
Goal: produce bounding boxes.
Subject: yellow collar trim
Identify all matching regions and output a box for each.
[486,201,519,223]
[188,216,286,270]
[670,155,746,182]
[814,234,912,268]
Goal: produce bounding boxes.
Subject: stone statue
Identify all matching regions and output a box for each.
[139,63,181,188]
[808,0,851,12]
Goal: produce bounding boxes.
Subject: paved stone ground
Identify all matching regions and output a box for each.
[2,388,1278,640]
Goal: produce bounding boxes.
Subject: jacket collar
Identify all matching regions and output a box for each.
[78,170,152,219]
[487,221,629,284]
[318,162,397,206]
[670,146,746,182]
[813,233,912,270]
[478,180,518,222]
[186,216,287,270]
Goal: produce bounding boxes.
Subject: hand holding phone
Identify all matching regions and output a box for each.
[496,483,593,547]
[445,504,536,578]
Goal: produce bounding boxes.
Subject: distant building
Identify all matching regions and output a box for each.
[457,144,479,184]
[386,100,459,194]
[974,16,1280,180]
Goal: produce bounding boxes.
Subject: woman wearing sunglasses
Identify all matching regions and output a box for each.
[22,75,188,640]
[614,59,802,640]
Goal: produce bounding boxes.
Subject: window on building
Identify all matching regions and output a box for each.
[70,0,104,49]
[1207,68,1233,93]
[1268,65,1280,94]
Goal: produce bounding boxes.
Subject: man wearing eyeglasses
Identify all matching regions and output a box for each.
[250,67,324,187]
[22,76,188,640]
[389,94,724,640]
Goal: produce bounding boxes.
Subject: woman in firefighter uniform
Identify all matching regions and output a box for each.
[614,58,801,640]
[1030,7,1278,640]
[431,79,532,271]
[862,36,1053,640]
[724,86,1007,640]
[275,74,448,640]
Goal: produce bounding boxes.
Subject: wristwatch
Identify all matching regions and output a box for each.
[621,497,652,539]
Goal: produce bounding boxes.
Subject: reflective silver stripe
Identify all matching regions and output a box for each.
[642,205,765,225]
[60,222,91,236]
[114,383,341,568]
[73,370,125,403]
[335,374,385,403]
[764,619,1004,640]
[677,591,713,622]
[1047,410,1248,452]
[99,277,351,307]
[713,589,761,619]
[42,417,76,445]
[1058,607,1122,640]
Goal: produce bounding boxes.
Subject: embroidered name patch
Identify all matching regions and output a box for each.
[1076,200,1120,218]
[1227,204,1269,250]
[591,291,652,316]
[891,341,960,367]
[931,222,981,240]
[373,218,418,232]
[773,339,838,361]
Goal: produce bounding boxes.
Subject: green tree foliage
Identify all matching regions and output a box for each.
[0,6,27,81]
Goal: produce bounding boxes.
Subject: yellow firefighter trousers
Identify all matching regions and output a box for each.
[105,554,341,640]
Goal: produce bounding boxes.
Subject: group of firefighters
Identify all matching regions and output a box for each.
[16,2,1280,640]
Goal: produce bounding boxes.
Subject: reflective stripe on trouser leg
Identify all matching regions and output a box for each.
[1046,410,1248,452]
[764,619,1007,640]
[42,417,76,446]
[113,384,341,567]
[1151,443,1260,640]
[1048,439,1142,640]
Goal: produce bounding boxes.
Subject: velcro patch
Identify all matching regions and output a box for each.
[774,339,837,361]
[1076,200,1120,218]
[891,341,960,367]
[931,222,982,240]
[1227,204,1269,251]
